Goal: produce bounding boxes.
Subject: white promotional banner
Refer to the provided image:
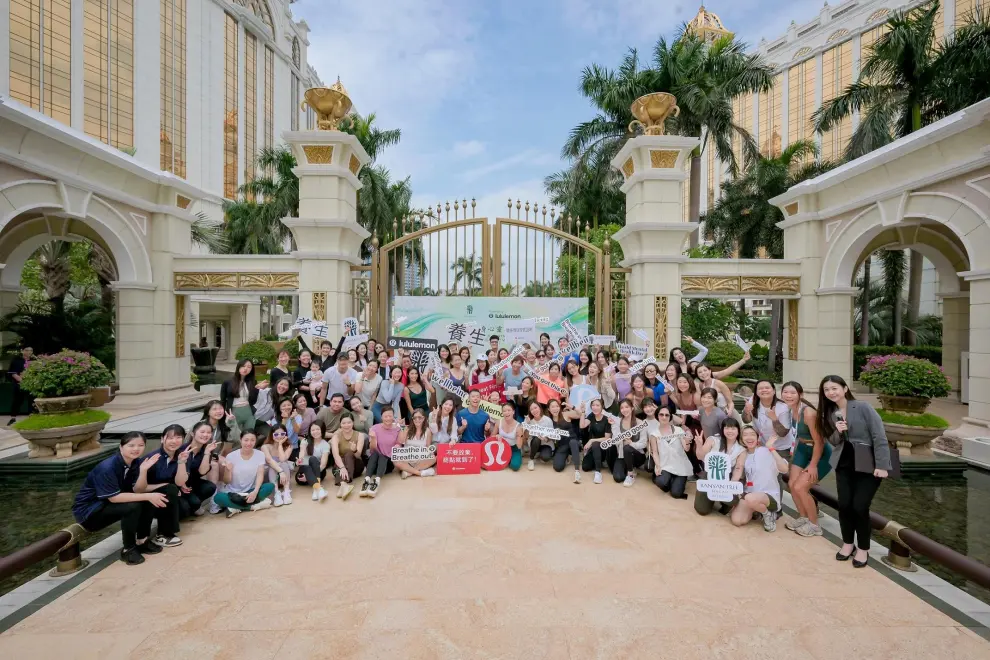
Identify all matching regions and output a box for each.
[504,318,537,345]
[393,297,588,348]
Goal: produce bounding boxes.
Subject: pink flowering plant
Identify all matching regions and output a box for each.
[860,354,950,400]
[20,350,113,398]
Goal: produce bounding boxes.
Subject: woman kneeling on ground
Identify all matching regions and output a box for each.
[649,407,692,499]
[731,425,789,532]
[394,408,437,479]
[213,430,275,517]
[548,399,582,482]
[693,417,745,516]
[330,412,367,499]
[72,431,174,565]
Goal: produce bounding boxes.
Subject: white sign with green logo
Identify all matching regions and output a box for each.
[696,451,743,502]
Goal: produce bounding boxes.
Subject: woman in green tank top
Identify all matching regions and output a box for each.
[781,382,832,538]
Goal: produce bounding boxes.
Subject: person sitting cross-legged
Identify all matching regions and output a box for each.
[213,430,275,517]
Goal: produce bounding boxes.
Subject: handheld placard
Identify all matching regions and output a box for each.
[599,421,648,450]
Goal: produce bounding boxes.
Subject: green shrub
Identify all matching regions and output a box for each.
[14,409,111,431]
[20,350,113,398]
[853,345,941,378]
[190,372,199,383]
[702,341,744,367]
[235,340,278,365]
[876,409,950,429]
[749,344,769,360]
[860,354,951,399]
[281,337,301,359]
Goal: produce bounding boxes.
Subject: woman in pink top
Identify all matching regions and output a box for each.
[360,408,401,498]
[535,363,567,405]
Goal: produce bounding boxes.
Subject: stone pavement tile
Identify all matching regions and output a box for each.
[808,595,959,627]
[663,572,791,599]
[431,572,556,600]
[550,572,671,599]
[209,600,368,631]
[361,598,493,630]
[63,574,216,603]
[130,630,287,660]
[566,626,815,660]
[0,632,149,660]
[6,594,220,634]
[796,625,990,660]
[771,571,896,598]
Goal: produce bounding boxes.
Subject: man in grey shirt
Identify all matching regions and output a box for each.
[321,359,359,406]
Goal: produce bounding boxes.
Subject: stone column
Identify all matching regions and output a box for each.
[245,301,261,342]
[940,293,970,398]
[955,276,990,462]
[813,289,857,382]
[282,130,370,341]
[610,136,699,358]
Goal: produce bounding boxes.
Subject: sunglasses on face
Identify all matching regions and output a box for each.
[657,412,671,418]
[273,431,288,437]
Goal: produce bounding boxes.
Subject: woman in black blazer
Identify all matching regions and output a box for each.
[817,375,891,568]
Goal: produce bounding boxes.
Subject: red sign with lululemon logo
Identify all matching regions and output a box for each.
[481,436,511,471]
[436,443,482,475]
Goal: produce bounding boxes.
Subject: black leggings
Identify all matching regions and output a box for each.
[581,441,604,472]
[611,446,646,483]
[654,470,687,499]
[529,438,553,462]
[835,467,883,550]
[552,438,581,472]
[81,486,180,548]
[178,479,217,519]
[366,450,393,477]
[297,455,327,485]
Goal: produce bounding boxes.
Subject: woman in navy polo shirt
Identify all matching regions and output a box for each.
[134,425,186,547]
[72,432,174,565]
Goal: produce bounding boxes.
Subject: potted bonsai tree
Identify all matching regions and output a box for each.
[860,354,952,456]
[15,349,113,459]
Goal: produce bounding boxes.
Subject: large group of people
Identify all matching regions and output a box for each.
[73,331,892,568]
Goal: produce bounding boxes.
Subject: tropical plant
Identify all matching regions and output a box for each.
[224,145,298,254]
[681,300,737,346]
[451,254,484,296]
[702,341,745,367]
[860,354,951,400]
[20,350,113,398]
[35,241,72,312]
[0,301,116,369]
[235,340,278,366]
[544,150,625,229]
[339,112,401,162]
[853,272,894,346]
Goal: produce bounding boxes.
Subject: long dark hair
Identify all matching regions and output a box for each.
[305,420,328,456]
[230,358,256,395]
[201,399,229,442]
[816,375,854,439]
[753,379,778,418]
[781,380,816,410]
[719,417,741,453]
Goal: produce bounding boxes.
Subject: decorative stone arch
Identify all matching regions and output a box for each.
[0,179,153,285]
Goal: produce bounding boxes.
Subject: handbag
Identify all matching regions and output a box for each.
[851,441,901,480]
[227,492,250,507]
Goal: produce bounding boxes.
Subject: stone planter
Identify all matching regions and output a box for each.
[88,386,112,407]
[20,419,108,459]
[883,422,941,457]
[33,393,93,414]
[878,395,930,414]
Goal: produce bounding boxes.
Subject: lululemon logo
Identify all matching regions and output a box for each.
[482,436,510,471]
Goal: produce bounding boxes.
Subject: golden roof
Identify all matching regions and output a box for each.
[686,5,733,41]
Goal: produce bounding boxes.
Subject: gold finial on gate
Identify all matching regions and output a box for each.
[471,198,476,217]
[507,198,512,214]
[392,218,399,237]
[578,218,583,236]
[515,200,521,220]
[603,237,611,255]
[463,199,468,218]
[453,199,460,220]
[542,205,547,224]
[371,235,379,249]
[525,201,530,221]
[550,207,556,224]
[445,201,450,221]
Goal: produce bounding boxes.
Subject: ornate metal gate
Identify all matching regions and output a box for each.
[369,199,628,340]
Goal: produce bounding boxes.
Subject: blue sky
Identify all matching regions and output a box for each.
[298,0,827,220]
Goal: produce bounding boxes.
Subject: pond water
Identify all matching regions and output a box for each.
[3,451,990,604]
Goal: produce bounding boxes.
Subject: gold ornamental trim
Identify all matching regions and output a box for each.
[740,276,800,294]
[302,145,334,164]
[622,157,634,178]
[348,154,361,175]
[176,195,192,210]
[175,295,185,358]
[649,149,679,168]
[312,292,327,321]
[681,275,800,295]
[174,272,299,290]
[787,299,799,360]
[654,296,668,361]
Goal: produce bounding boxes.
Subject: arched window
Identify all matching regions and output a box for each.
[793,46,812,59]
[866,8,890,24]
[826,28,849,43]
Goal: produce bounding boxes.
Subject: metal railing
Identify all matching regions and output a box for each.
[0,524,89,582]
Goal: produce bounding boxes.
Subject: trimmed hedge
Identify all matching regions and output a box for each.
[235,340,278,365]
[853,345,942,378]
[14,409,111,431]
[877,409,950,429]
[702,341,745,368]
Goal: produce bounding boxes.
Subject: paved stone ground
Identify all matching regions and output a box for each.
[1,469,988,659]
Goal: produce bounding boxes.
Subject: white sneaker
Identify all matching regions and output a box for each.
[273,491,283,507]
[336,484,346,498]
[593,471,603,484]
[622,474,635,488]
[340,483,355,500]
[527,459,535,471]
[208,499,223,515]
[318,488,328,501]
[311,487,320,501]
[420,468,436,477]
[785,516,808,531]
[282,490,292,505]
[250,499,272,512]
[573,470,581,484]
[193,503,208,516]
[225,507,240,518]
[762,510,777,532]
[400,470,410,480]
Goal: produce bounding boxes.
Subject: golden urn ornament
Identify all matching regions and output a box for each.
[629,92,680,136]
[301,77,352,131]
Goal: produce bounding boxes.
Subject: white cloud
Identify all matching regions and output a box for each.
[460,149,559,182]
[452,140,487,158]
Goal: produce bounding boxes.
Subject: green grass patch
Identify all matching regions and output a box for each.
[877,409,950,429]
[14,409,112,431]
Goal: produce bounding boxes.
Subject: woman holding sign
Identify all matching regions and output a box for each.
[394,408,437,479]
[579,399,612,484]
[693,417,746,516]
[372,367,405,424]
[524,400,555,471]
[649,408,692,499]
[585,363,616,410]
[535,363,566,406]
[731,425,789,532]
[612,398,649,486]
[547,399,582,482]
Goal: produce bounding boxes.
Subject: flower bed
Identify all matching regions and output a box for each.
[860,354,951,413]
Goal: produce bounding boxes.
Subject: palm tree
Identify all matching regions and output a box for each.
[451,254,483,296]
[36,241,71,312]
[339,112,401,162]
[703,140,835,370]
[544,149,625,228]
[650,30,775,228]
[226,145,298,253]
